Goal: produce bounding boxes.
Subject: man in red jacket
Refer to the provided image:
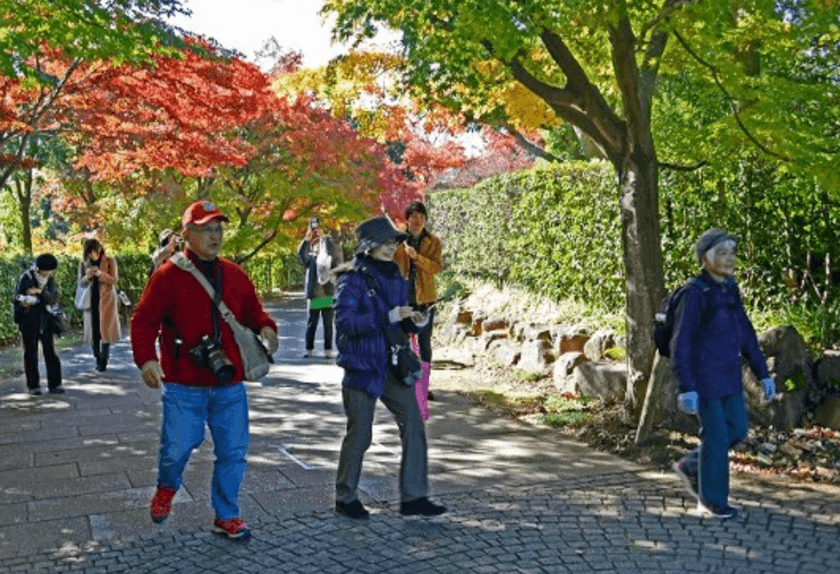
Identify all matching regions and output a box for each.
[131,200,278,540]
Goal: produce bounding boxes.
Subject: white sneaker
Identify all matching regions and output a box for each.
[324,350,336,359]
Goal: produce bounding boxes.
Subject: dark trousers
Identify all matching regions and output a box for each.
[21,327,62,391]
[415,308,435,362]
[336,376,428,504]
[305,307,334,351]
[680,393,747,508]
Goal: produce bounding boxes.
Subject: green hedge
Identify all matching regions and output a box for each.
[430,161,624,309]
[0,250,305,345]
[429,158,834,325]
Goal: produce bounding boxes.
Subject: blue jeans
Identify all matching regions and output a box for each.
[681,393,747,509]
[158,383,249,520]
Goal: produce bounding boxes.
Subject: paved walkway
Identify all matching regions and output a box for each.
[0,293,838,573]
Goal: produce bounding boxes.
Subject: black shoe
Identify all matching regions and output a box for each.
[400,497,447,517]
[672,460,699,500]
[335,500,369,519]
[48,387,66,394]
[28,388,42,396]
[427,390,436,401]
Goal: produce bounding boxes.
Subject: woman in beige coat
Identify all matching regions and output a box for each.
[78,238,121,371]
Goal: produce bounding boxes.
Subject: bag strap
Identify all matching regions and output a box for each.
[170,253,244,335]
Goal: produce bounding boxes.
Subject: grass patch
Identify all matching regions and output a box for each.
[474,389,597,427]
[512,370,545,383]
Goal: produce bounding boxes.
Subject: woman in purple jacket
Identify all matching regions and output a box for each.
[333,216,447,520]
[671,229,776,520]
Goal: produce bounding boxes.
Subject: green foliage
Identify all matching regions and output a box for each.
[604,347,627,361]
[436,270,472,302]
[433,154,840,352]
[0,0,187,79]
[431,161,624,309]
[541,393,597,427]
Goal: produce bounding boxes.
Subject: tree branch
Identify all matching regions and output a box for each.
[502,123,564,163]
[673,29,791,161]
[658,160,708,171]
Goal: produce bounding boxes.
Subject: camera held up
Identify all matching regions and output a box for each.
[190,335,236,383]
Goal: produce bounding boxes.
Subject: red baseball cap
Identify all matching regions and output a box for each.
[181,200,229,229]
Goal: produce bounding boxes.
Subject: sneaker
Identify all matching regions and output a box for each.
[28,388,42,396]
[213,518,251,540]
[335,499,369,519]
[672,460,699,500]
[697,501,738,519]
[400,497,447,517]
[150,486,176,523]
[48,387,66,394]
[302,351,312,359]
[324,349,335,359]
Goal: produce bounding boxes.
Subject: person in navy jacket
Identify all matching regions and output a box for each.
[333,216,447,519]
[671,229,775,520]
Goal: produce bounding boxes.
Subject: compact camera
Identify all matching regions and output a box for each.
[190,335,236,383]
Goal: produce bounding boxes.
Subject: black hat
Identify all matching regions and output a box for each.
[35,253,58,271]
[696,228,738,265]
[355,216,408,254]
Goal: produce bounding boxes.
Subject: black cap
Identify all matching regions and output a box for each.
[35,253,58,271]
[355,216,408,254]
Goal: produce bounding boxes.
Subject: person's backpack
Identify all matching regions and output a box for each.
[652,277,711,358]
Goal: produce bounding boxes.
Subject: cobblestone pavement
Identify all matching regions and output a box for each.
[0,294,838,573]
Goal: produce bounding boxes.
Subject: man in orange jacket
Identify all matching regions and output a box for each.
[394,201,443,420]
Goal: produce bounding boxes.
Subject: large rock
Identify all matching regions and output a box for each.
[749,326,813,428]
[583,329,617,361]
[815,394,840,430]
[642,354,698,434]
[490,339,521,366]
[552,352,588,393]
[518,339,554,375]
[816,350,840,394]
[557,328,590,355]
[571,361,626,400]
[482,318,510,332]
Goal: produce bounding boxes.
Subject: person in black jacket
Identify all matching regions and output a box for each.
[13,254,64,395]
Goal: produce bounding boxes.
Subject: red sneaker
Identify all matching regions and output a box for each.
[213,518,251,540]
[150,487,176,523]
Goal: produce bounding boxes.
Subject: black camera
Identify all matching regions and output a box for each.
[190,335,236,383]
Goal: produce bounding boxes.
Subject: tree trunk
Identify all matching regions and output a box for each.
[617,148,665,423]
[14,170,34,256]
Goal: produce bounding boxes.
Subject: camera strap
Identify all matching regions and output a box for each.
[198,259,224,345]
[171,252,252,340]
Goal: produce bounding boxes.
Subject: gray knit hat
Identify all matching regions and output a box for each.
[695,228,738,265]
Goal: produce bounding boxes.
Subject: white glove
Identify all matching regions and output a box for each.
[260,326,279,355]
[388,306,411,323]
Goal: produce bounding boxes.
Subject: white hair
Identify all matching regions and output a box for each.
[701,239,737,267]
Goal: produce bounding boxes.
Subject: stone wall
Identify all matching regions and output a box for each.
[436,282,840,431]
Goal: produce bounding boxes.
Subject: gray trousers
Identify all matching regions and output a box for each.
[336,375,429,504]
